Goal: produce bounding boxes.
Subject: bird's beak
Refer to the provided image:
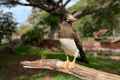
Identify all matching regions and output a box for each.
[67,14,77,22]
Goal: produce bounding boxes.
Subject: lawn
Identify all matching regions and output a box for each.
[0,53,80,80]
[0,45,120,80]
[15,45,120,75]
[0,45,80,80]
[16,70,80,80]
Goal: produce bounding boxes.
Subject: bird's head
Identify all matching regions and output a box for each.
[66,14,77,23]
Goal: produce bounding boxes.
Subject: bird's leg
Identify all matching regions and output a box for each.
[61,55,70,69]
[64,56,70,69]
[72,55,77,63]
[66,55,69,62]
[68,56,77,69]
[62,55,77,69]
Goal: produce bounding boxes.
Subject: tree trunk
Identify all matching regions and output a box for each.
[21,59,120,80]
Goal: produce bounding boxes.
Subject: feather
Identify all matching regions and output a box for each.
[59,38,80,57]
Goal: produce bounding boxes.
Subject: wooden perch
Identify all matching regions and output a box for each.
[21,59,120,80]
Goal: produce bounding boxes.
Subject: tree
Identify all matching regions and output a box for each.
[1,0,120,62]
[18,24,32,35]
[0,10,17,44]
[21,23,49,45]
[22,10,50,45]
[71,0,120,38]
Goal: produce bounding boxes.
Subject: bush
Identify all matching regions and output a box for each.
[21,26,48,45]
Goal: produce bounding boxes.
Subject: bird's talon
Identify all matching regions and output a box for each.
[61,61,75,69]
[68,62,75,69]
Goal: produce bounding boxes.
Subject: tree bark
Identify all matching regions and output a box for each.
[21,59,120,80]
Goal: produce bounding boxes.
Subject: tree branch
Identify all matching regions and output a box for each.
[73,0,113,19]
[63,0,71,7]
[73,7,101,19]
[21,59,120,80]
[0,1,52,12]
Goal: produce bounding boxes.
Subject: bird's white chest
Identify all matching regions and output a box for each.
[59,38,79,55]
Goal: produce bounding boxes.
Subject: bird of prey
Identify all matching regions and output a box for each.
[57,15,81,69]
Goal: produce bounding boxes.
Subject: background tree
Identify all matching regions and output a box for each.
[0,10,17,44]
[22,10,50,45]
[71,0,120,38]
[18,24,32,36]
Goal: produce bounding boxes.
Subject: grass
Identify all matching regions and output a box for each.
[16,70,80,80]
[84,54,120,75]
[15,45,74,61]
[15,45,120,74]
[0,45,80,80]
[0,45,120,80]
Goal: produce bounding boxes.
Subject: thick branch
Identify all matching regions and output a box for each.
[63,0,71,7]
[0,1,52,12]
[21,59,120,80]
[57,0,63,5]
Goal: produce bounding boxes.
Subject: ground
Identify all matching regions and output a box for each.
[0,52,80,80]
[0,44,120,80]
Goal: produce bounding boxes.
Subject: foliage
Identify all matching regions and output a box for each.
[29,9,60,27]
[30,10,60,32]
[28,10,48,25]
[1,0,120,38]
[22,10,61,44]
[21,25,48,45]
[44,13,60,30]
[0,11,17,44]
[71,0,120,37]
[18,24,32,35]
[21,11,50,44]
